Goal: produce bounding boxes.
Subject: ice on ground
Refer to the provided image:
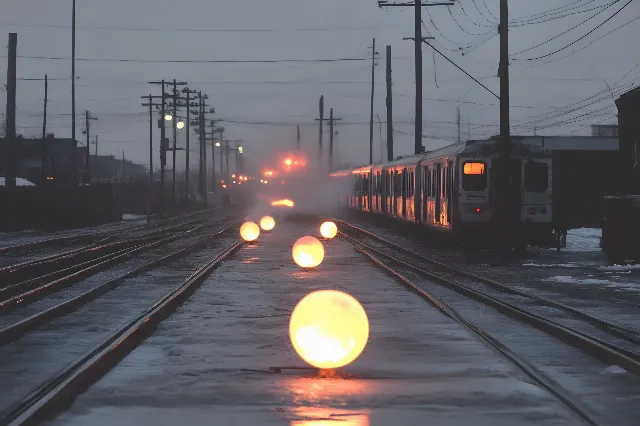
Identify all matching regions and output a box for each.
[565,228,601,252]
[547,275,640,292]
[522,263,580,268]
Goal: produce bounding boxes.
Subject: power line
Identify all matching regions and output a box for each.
[10,55,368,64]
[511,1,618,56]
[519,0,635,61]
[0,21,401,33]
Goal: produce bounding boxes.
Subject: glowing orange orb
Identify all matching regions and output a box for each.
[260,216,276,231]
[320,221,338,239]
[289,290,369,369]
[240,222,260,242]
[292,236,325,268]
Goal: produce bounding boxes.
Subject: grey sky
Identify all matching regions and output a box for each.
[1,0,637,171]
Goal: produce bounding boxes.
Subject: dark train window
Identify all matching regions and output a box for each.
[462,161,487,191]
[524,161,549,192]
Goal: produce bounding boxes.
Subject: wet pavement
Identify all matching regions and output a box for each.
[53,217,588,426]
[340,213,640,332]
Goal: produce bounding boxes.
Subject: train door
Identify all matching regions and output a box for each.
[381,170,388,213]
[435,163,442,224]
[401,169,407,218]
[509,158,523,226]
[422,165,429,222]
[446,160,453,225]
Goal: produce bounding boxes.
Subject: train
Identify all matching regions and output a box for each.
[330,139,559,248]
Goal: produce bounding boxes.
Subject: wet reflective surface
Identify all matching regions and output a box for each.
[53,219,585,426]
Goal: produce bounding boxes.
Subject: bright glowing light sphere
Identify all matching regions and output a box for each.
[292,236,325,269]
[260,216,276,231]
[320,222,338,239]
[176,121,185,130]
[289,290,369,369]
[240,222,260,242]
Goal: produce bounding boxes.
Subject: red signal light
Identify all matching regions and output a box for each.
[475,207,481,213]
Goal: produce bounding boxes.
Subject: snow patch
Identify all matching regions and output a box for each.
[603,365,627,375]
[565,228,601,252]
[600,264,640,272]
[547,276,640,292]
[523,263,580,268]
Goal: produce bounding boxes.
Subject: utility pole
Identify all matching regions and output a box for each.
[369,38,378,165]
[318,95,324,167]
[146,94,153,222]
[5,33,17,230]
[316,110,342,173]
[172,80,178,202]
[499,0,511,249]
[41,74,48,183]
[84,111,97,185]
[457,105,461,143]
[378,1,451,155]
[211,120,216,193]
[329,108,335,172]
[160,81,166,216]
[219,127,224,178]
[386,45,394,162]
[225,140,229,180]
[72,0,76,184]
[296,125,301,151]
[94,135,99,156]
[184,88,198,201]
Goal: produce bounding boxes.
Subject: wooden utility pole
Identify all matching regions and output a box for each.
[147,95,153,222]
[172,80,177,203]
[386,45,394,162]
[378,1,450,155]
[457,105,461,144]
[318,95,324,167]
[499,0,512,248]
[72,0,76,183]
[329,108,335,172]
[211,120,216,193]
[317,110,342,173]
[369,38,378,165]
[219,128,224,178]
[41,75,48,183]
[296,125,301,151]
[4,33,17,230]
[84,111,97,185]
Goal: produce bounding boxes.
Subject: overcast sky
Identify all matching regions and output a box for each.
[1,0,637,171]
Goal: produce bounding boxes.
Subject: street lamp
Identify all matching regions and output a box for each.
[164,113,173,121]
[176,120,185,130]
[215,142,221,147]
[238,146,244,154]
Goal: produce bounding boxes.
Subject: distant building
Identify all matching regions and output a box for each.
[89,154,147,183]
[0,135,78,185]
[591,124,619,137]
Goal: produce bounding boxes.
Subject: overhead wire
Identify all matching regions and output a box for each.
[518,0,635,61]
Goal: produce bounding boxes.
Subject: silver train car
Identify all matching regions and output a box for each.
[331,139,555,247]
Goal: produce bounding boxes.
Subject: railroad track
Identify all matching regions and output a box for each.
[339,220,640,426]
[0,208,215,259]
[0,212,222,287]
[0,225,243,425]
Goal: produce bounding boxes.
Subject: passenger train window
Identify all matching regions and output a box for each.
[524,161,549,192]
[462,161,487,191]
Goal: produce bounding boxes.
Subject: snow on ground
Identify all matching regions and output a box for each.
[565,228,601,252]
[546,275,640,293]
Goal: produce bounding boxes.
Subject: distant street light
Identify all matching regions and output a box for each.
[164,113,173,121]
[176,120,185,130]
[215,142,221,147]
[238,146,244,154]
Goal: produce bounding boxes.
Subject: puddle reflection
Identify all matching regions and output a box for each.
[291,407,369,425]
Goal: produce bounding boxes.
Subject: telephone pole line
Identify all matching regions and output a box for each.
[379,1,452,155]
[317,96,324,167]
[315,110,342,173]
[499,0,512,249]
[71,0,76,182]
[385,44,394,162]
[41,74,48,183]
[296,125,301,152]
[369,38,379,165]
[84,110,98,185]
